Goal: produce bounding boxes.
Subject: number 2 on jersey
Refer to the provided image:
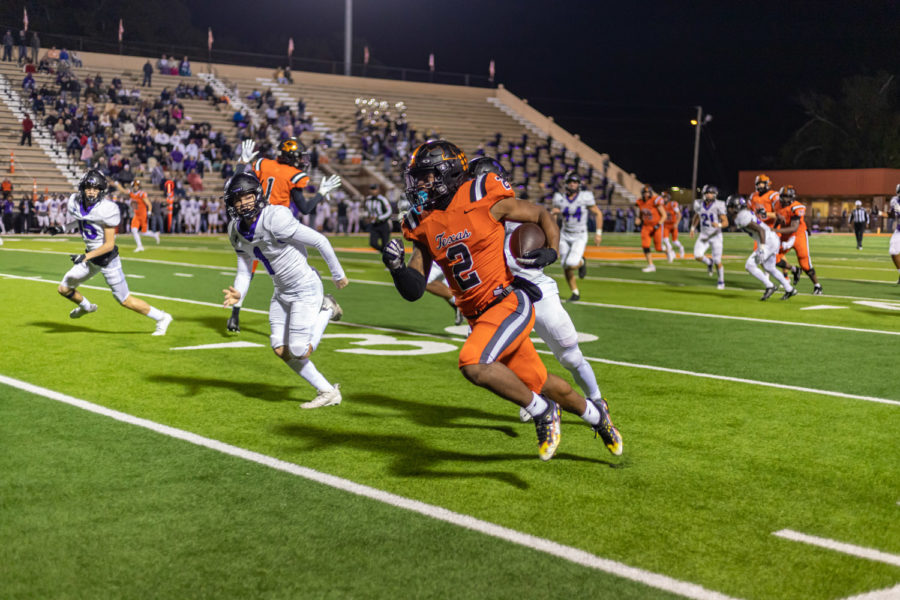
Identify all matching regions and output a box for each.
[446,243,481,291]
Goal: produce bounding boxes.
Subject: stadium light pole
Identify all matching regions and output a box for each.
[690,106,702,200]
[344,0,352,76]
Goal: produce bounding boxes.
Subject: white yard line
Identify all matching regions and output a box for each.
[171,341,264,351]
[773,529,900,567]
[3,273,899,407]
[578,301,900,337]
[0,373,740,600]
[841,584,900,600]
[173,273,194,278]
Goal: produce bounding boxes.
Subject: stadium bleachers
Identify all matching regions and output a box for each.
[0,49,644,213]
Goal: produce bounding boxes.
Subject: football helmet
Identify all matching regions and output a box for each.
[779,185,796,205]
[726,195,747,211]
[701,184,718,200]
[467,156,509,181]
[755,174,771,193]
[640,184,654,199]
[404,140,468,211]
[223,171,264,220]
[563,170,581,191]
[277,138,309,171]
[661,190,671,200]
[78,169,108,208]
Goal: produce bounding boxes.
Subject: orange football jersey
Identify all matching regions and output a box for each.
[776,200,807,238]
[402,173,515,317]
[636,195,664,227]
[251,157,309,208]
[664,200,680,227]
[749,189,779,227]
[130,190,149,217]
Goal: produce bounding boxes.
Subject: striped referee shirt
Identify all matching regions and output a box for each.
[364,194,392,223]
[850,207,868,225]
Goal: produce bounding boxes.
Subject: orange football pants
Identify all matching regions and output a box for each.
[458,290,547,393]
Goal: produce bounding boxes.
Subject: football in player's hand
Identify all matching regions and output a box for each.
[509,223,546,263]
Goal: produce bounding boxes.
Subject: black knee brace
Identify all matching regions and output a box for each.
[63,288,76,299]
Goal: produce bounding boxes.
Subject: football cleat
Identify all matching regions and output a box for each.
[322,294,343,321]
[641,264,656,273]
[780,288,798,301]
[791,266,801,286]
[301,384,342,409]
[153,231,161,244]
[590,398,623,456]
[760,287,777,301]
[534,401,561,461]
[152,312,173,336]
[567,292,580,303]
[134,247,144,253]
[666,247,675,263]
[578,260,587,279]
[707,262,714,276]
[69,303,98,319]
[226,314,240,333]
[717,282,725,290]
[813,285,823,295]
[679,248,685,259]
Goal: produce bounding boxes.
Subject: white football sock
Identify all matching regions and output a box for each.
[79,297,92,309]
[524,392,548,417]
[288,357,332,393]
[745,260,772,287]
[717,265,725,282]
[309,306,333,352]
[146,306,165,321]
[580,398,600,426]
[131,228,143,249]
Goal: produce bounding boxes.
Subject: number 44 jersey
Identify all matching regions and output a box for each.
[402,172,516,318]
[552,189,596,235]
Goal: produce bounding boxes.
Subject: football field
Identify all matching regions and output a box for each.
[1,231,899,599]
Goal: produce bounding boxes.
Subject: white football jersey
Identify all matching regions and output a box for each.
[503,221,559,298]
[734,208,776,248]
[693,199,727,237]
[552,190,596,234]
[228,205,345,301]
[66,194,121,252]
[48,198,60,214]
[187,198,200,215]
[890,196,900,231]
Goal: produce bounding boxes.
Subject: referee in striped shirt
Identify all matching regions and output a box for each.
[849,200,868,250]
[364,184,392,252]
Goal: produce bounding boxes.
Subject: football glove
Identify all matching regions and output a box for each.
[70,253,86,265]
[517,247,557,269]
[47,225,64,236]
[318,174,342,197]
[382,238,405,271]
[239,140,258,164]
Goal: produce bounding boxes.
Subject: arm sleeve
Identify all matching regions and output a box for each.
[290,189,322,215]
[390,266,426,301]
[280,217,346,282]
[232,252,253,300]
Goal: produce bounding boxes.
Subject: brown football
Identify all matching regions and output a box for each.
[509,223,547,262]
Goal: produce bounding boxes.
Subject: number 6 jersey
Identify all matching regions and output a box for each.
[402,173,515,317]
[66,194,121,252]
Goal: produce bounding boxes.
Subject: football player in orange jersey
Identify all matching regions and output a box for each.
[227,138,342,332]
[749,174,780,228]
[660,190,684,261]
[775,185,822,295]
[383,140,622,461]
[113,179,159,252]
[635,185,671,272]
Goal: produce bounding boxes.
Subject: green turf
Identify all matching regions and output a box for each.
[1,232,899,599]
